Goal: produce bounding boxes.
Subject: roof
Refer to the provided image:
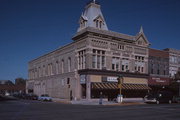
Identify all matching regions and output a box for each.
[149,48,169,58]
[74,27,135,41]
[78,1,108,32]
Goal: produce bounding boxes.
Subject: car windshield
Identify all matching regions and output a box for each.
[146,93,158,98]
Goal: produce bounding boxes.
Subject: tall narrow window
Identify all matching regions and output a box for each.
[67,78,70,84]
[102,56,105,68]
[96,20,99,28]
[68,57,71,72]
[50,63,53,75]
[56,61,59,74]
[38,67,41,77]
[99,21,102,28]
[122,65,124,71]
[112,57,116,70]
[78,50,86,69]
[92,55,96,68]
[141,67,144,73]
[43,65,45,76]
[61,60,64,73]
[97,55,100,69]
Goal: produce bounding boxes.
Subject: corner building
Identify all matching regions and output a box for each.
[26,1,151,100]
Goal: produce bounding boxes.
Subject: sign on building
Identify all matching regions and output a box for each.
[80,75,86,84]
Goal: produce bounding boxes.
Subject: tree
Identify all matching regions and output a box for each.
[15,78,26,85]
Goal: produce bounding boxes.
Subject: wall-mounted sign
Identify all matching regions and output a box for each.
[107,77,118,82]
[152,77,165,83]
[80,75,86,84]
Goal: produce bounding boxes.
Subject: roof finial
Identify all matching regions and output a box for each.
[139,26,144,33]
[93,0,96,3]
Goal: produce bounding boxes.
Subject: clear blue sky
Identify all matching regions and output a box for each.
[0,0,180,82]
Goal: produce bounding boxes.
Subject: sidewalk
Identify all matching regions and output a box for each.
[53,98,145,106]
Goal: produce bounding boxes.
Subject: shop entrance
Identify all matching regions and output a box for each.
[81,84,86,99]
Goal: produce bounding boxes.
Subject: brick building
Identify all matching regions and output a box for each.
[148,48,170,91]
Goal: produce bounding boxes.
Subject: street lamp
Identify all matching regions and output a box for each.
[117,75,123,103]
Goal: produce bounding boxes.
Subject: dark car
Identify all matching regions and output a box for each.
[25,94,38,100]
[144,91,173,104]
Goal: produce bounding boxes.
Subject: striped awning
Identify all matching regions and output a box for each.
[91,82,151,90]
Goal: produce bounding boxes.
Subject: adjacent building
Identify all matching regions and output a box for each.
[164,48,180,78]
[27,1,151,100]
[148,48,170,91]
[0,80,26,95]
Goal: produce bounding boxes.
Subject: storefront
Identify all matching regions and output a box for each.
[148,76,170,92]
[79,69,151,100]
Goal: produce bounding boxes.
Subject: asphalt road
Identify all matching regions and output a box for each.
[0,100,180,120]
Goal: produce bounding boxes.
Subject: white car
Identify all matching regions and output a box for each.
[38,94,52,101]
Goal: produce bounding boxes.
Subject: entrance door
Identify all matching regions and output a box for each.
[81,84,86,99]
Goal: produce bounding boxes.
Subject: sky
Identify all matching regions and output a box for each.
[0,0,180,82]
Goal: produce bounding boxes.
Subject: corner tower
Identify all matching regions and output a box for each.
[77,0,108,32]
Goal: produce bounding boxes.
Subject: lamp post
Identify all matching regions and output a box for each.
[117,75,123,103]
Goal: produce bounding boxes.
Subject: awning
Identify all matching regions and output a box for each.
[91,82,151,90]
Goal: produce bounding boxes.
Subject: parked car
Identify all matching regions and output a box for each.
[173,96,180,103]
[144,91,173,104]
[25,94,38,100]
[38,94,52,101]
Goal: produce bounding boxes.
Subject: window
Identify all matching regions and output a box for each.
[95,20,103,29]
[157,69,160,75]
[38,67,41,77]
[43,65,46,76]
[92,49,106,69]
[68,57,71,72]
[118,44,124,50]
[99,21,102,28]
[96,20,99,28]
[112,57,116,70]
[102,56,105,68]
[122,65,125,71]
[97,55,100,69]
[92,55,96,68]
[164,70,166,75]
[62,79,64,86]
[67,78,70,84]
[78,50,86,69]
[151,69,153,74]
[61,60,64,73]
[112,57,119,71]
[141,67,144,73]
[56,61,59,74]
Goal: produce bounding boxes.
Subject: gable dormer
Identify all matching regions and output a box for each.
[135,26,150,47]
[79,15,88,29]
[93,15,105,29]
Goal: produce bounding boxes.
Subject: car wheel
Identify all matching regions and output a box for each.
[169,100,172,104]
[156,100,160,104]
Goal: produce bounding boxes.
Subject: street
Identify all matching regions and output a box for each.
[0,100,180,120]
